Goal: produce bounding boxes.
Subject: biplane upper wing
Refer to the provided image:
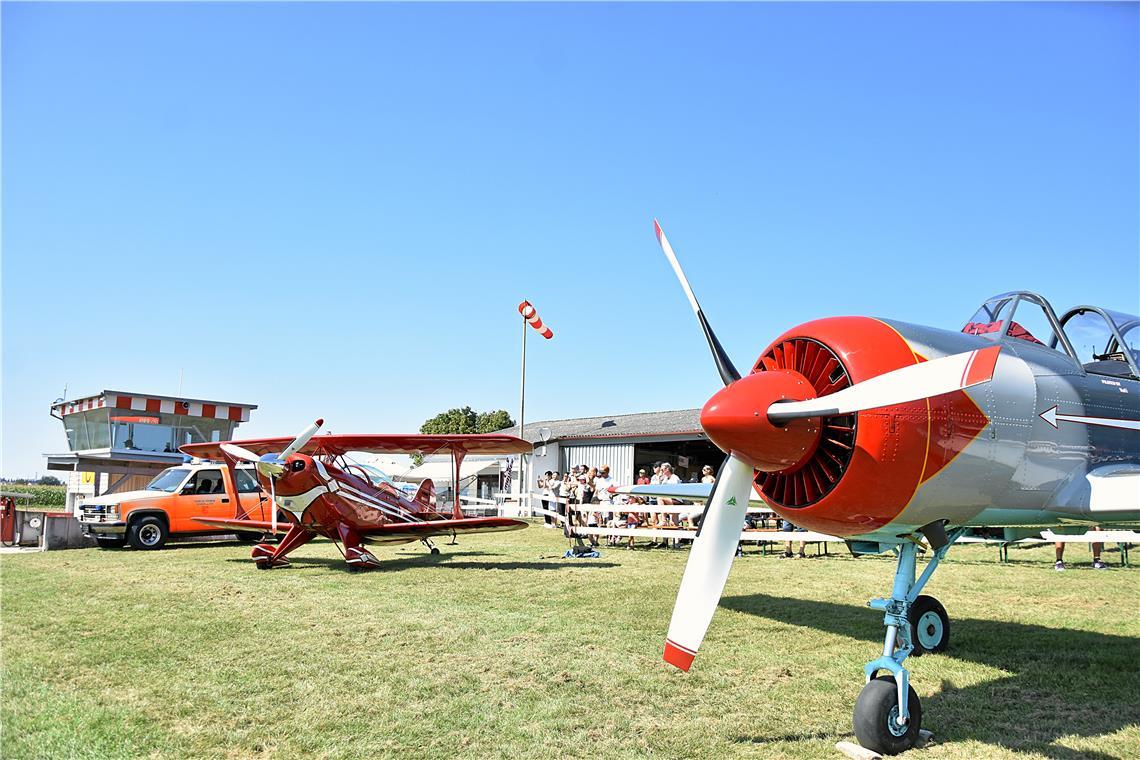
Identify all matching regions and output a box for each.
[181,434,532,460]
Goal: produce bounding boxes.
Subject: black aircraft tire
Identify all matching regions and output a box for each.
[853,676,922,756]
[909,595,950,656]
[430,547,441,555]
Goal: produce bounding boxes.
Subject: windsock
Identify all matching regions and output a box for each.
[518,301,554,339]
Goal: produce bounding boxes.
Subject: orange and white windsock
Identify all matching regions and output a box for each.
[518,301,554,339]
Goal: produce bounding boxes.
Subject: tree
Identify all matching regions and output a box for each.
[476,410,514,433]
[419,407,479,436]
[413,407,515,465]
[36,475,63,486]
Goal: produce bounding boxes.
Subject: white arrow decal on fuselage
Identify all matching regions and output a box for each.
[1040,405,1140,431]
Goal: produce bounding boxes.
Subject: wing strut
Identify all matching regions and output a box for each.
[452,449,467,519]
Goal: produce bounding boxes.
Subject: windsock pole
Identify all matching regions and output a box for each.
[517,301,554,513]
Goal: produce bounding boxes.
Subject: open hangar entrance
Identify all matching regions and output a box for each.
[632,438,725,482]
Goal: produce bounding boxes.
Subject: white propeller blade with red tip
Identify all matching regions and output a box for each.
[220,419,324,534]
[663,454,754,670]
[767,345,1001,423]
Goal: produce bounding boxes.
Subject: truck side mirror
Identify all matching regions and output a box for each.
[180,484,196,495]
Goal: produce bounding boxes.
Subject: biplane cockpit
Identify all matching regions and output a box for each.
[963,291,1140,380]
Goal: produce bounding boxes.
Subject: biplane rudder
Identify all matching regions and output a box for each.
[412,479,435,512]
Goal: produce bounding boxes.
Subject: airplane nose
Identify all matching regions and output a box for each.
[700,370,822,472]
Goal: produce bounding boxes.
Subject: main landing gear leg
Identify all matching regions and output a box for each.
[251,523,315,569]
[854,529,962,755]
[338,523,382,571]
[421,538,441,555]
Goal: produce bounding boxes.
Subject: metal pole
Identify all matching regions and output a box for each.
[519,315,527,511]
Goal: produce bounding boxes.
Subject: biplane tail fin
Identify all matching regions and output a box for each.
[412,479,435,511]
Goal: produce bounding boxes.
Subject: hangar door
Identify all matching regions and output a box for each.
[562,443,634,485]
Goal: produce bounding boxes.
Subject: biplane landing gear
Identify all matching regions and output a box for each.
[421,538,440,555]
[251,524,315,570]
[855,531,961,755]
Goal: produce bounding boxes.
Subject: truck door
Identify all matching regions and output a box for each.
[178,469,227,532]
[233,468,271,521]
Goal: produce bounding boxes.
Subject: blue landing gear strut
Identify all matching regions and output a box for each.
[854,529,963,755]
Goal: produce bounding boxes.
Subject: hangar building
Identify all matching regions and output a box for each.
[498,409,724,487]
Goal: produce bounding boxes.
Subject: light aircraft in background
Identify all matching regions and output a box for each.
[182,421,531,571]
[627,221,1139,754]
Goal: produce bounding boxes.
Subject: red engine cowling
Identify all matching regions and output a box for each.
[710,317,968,537]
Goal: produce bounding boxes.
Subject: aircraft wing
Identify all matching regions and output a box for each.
[192,517,295,534]
[181,434,532,460]
[360,516,528,545]
[617,483,770,507]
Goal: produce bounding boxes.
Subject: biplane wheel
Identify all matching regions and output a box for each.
[853,676,922,755]
[908,595,949,656]
[430,547,441,555]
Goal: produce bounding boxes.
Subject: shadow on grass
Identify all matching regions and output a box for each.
[722,593,1139,759]
[225,550,620,573]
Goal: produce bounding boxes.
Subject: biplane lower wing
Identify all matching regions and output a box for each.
[361,516,528,545]
[192,517,295,534]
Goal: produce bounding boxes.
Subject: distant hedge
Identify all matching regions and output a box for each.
[6,485,67,511]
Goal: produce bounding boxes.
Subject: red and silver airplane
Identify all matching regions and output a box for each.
[628,221,1140,754]
[182,421,531,571]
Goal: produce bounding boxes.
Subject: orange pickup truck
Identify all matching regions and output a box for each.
[78,462,273,550]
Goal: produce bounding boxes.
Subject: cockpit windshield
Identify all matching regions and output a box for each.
[962,292,1063,351]
[1058,306,1140,379]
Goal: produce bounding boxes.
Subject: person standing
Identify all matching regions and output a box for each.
[538,471,554,526]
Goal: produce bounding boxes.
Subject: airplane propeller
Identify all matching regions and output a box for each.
[220,418,324,534]
[653,220,1001,671]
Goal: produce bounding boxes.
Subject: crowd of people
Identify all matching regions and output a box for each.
[536,461,718,550]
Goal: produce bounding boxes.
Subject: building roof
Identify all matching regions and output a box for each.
[52,390,257,421]
[498,409,703,444]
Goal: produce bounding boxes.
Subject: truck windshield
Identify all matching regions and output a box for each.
[146,468,191,493]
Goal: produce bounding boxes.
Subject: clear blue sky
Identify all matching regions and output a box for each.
[3,2,1137,477]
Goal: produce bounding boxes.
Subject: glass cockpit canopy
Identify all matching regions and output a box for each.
[963,291,1139,379]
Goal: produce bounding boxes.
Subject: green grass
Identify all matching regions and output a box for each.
[2,525,1137,759]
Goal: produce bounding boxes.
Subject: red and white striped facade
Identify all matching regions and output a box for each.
[53,391,255,422]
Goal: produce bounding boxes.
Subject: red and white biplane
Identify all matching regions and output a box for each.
[182,421,530,571]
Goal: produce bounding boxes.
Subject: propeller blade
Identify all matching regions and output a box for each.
[654,220,741,387]
[663,454,755,671]
[269,474,277,535]
[280,418,325,459]
[767,345,1002,423]
[219,443,263,463]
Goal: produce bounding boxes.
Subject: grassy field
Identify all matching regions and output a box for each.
[2,525,1137,759]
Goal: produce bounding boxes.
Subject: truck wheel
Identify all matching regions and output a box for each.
[234,532,260,543]
[95,537,126,549]
[128,516,168,550]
